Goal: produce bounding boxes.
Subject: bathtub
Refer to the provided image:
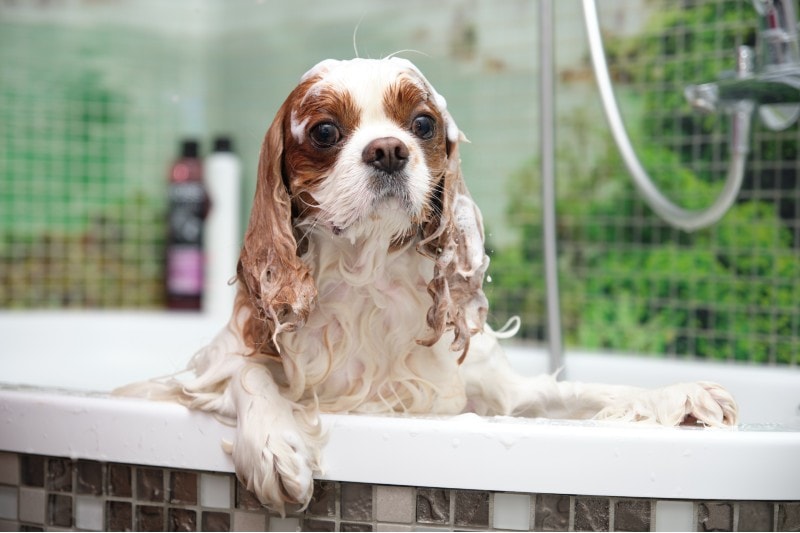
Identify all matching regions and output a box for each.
[1,311,800,531]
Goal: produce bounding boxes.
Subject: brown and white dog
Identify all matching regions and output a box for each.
[123,57,738,514]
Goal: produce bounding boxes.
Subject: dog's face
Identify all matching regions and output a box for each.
[238,58,487,359]
[280,58,456,241]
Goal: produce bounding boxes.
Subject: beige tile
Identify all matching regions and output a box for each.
[0,519,18,532]
[18,487,45,524]
[233,510,267,531]
[0,487,17,521]
[268,516,300,531]
[0,454,19,486]
[376,485,415,523]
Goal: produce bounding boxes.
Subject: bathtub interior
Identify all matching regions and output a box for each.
[2,310,799,429]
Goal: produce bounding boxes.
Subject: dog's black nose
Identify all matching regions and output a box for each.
[362,137,409,173]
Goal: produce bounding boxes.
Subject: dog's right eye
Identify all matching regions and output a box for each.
[309,122,341,148]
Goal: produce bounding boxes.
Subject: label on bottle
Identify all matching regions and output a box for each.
[168,182,207,244]
[167,245,203,295]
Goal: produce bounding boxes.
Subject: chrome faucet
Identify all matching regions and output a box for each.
[684,0,800,130]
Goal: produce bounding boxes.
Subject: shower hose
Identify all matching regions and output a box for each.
[581,0,753,232]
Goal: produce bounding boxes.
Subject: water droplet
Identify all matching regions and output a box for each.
[486,275,493,283]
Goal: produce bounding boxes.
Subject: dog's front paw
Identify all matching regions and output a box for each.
[226,422,316,515]
[596,381,739,427]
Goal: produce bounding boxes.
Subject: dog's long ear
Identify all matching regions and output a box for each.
[418,112,489,364]
[238,99,316,355]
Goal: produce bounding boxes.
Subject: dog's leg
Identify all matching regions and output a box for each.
[461,333,738,426]
[226,360,322,515]
[116,308,321,514]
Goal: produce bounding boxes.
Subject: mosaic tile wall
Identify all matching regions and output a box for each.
[0,452,798,532]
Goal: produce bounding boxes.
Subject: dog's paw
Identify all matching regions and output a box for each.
[227,422,316,515]
[596,381,739,427]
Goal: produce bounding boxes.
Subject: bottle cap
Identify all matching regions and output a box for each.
[181,139,200,158]
[213,136,233,153]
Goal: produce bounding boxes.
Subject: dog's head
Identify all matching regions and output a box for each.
[238,57,488,359]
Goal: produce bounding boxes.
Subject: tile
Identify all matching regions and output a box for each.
[304,519,336,532]
[0,519,19,532]
[738,502,774,532]
[697,502,733,532]
[46,494,72,528]
[136,467,164,502]
[20,456,44,488]
[416,488,449,524]
[168,508,197,532]
[107,464,132,498]
[342,483,373,521]
[136,505,164,531]
[76,461,103,496]
[75,496,104,531]
[655,500,694,532]
[614,499,651,532]
[232,510,267,531]
[534,493,570,531]
[778,502,800,532]
[46,458,72,492]
[236,481,262,511]
[0,486,18,521]
[0,453,19,485]
[268,516,299,531]
[574,497,609,532]
[493,492,531,531]
[18,524,44,532]
[169,471,198,505]
[375,485,415,523]
[340,523,372,532]
[106,500,132,532]
[307,480,336,518]
[200,473,232,509]
[376,525,411,532]
[202,511,231,532]
[19,487,45,524]
[454,490,489,528]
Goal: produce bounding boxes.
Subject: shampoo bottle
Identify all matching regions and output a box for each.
[166,139,208,310]
[203,136,242,318]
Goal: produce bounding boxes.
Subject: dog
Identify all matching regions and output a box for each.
[120,57,738,514]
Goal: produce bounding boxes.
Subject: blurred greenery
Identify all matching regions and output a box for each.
[0,24,165,308]
[486,0,799,364]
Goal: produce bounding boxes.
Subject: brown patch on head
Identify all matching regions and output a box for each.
[383,76,448,175]
[282,81,362,222]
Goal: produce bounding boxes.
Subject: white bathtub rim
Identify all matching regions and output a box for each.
[1,387,799,501]
[2,311,800,500]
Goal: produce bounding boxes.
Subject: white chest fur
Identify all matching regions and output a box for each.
[278,219,466,414]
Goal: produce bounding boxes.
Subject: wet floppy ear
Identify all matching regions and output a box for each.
[237,101,317,354]
[418,116,489,363]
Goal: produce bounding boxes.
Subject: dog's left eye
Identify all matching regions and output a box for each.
[411,115,435,140]
[309,122,341,148]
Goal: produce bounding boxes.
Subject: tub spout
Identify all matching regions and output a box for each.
[686,0,800,130]
[685,68,800,112]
